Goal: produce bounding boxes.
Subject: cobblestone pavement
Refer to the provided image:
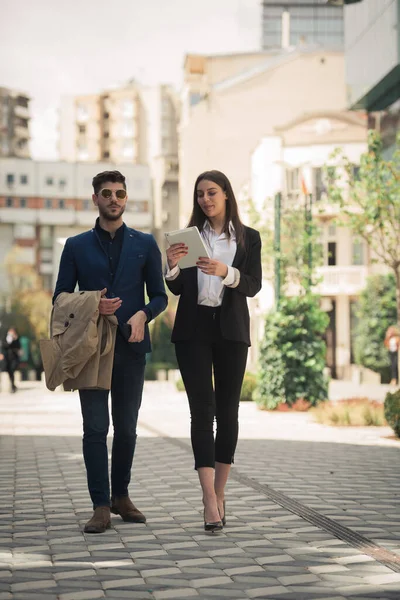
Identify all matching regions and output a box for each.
[0,381,400,600]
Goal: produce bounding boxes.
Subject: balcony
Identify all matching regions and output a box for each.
[14,104,30,119]
[314,266,368,296]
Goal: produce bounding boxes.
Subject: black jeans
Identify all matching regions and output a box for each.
[175,306,248,469]
[389,351,399,383]
[79,350,146,508]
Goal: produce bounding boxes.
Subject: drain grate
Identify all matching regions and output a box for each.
[140,420,400,573]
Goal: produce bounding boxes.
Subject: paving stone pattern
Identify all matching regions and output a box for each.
[0,382,399,599]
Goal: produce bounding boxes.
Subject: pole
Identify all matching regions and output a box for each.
[305,193,313,290]
[308,193,313,287]
[274,192,281,306]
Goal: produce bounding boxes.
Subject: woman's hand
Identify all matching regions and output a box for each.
[166,243,188,270]
[196,257,228,278]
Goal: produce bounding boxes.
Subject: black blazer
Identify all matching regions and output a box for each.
[166,226,262,346]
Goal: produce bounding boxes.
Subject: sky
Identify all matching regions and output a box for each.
[0,0,261,160]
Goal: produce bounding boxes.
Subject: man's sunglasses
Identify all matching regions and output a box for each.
[99,188,127,200]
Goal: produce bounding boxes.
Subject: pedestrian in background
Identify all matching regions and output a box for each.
[0,327,21,393]
[384,325,400,386]
[165,170,262,533]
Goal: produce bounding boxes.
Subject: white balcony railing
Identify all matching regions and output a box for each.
[314,265,368,295]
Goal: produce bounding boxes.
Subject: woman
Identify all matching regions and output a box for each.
[384,326,400,386]
[165,170,262,532]
[0,327,21,393]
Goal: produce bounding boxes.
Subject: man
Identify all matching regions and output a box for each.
[54,170,167,533]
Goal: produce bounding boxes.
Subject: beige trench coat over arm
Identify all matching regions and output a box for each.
[40,290,118,391]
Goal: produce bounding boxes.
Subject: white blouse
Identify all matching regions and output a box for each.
[165,221,240,307]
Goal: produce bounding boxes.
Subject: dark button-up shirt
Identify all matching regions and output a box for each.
[95,218,124,283]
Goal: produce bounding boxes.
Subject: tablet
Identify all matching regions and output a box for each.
[165,226,210,269]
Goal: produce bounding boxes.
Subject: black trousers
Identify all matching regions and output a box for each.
[175,306,248,469]
[389,351,399,383]
[79,349,146,508]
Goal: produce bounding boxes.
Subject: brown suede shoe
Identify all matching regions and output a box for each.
[84,506,111,533]
[111,496,146,523]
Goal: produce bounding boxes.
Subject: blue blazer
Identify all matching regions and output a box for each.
[53,223,168,354]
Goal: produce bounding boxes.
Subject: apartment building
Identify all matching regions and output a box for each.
[262,0,344,50]
[249,110,388,380]
[0,159,152,299]
[0,87,30,158]
[59,82,180,242]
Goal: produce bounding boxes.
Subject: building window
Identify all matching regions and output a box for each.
[76,104,88,121]
[40,225,53,248]
[6,197,13,207]
[103,112,110,119]
[352,238,364,265]
[59,178,66,189]
[122,121,134,137]
[121,100,134,117]
[20,197,27,208]
[83,199,91,210]
[327,241,337,266]
[78,124,86,134]
[189,92,203,107]
[104,131,109,138]
[44,198,52,209]
[42,274,53,291]
[6,173,14,185]
[313,167,327,201]
[103,151,110,159]
[20,174,28,184]
[58,199,65,209]
[352,165,360,181]
[46,176,54,185]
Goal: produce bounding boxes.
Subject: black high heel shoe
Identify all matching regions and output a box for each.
[203,509,223,533]
[219,500,226,527]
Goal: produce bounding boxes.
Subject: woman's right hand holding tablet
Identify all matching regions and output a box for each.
[166,243,188,270]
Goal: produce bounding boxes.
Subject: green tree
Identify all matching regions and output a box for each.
[326,130,400,323]
[353,273,397,381]
[4,247,52,342]
[247,196,322,296]
[255,294,329,410]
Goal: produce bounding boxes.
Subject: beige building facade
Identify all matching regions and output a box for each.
[0,87,30,159]
[250,111,388,381]
[180,47,347,225]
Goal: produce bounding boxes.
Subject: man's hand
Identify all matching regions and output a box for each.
[127,310,147,343]
[196,257,228,278]
[98,288,122,315]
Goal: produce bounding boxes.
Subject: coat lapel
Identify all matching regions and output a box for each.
[232,243,246,268]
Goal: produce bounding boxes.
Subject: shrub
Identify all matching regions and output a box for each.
[256,294,329,410]
[240,372,257,402]
[384,390,400,437]
[145,361,175,381]
[312,398,386,427]
[353,274,397,382]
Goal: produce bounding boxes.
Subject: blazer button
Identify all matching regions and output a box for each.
[64,321,69,327]
[69,313,75,318]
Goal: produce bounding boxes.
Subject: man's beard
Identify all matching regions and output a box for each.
[99,204,125,221]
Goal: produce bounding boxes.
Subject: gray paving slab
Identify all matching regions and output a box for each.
[0,381,399,599]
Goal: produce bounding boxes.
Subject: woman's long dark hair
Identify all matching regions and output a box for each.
[187,170,245,247]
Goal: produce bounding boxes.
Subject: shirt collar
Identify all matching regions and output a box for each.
[203,220,236,238]
[95,217,125,240]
